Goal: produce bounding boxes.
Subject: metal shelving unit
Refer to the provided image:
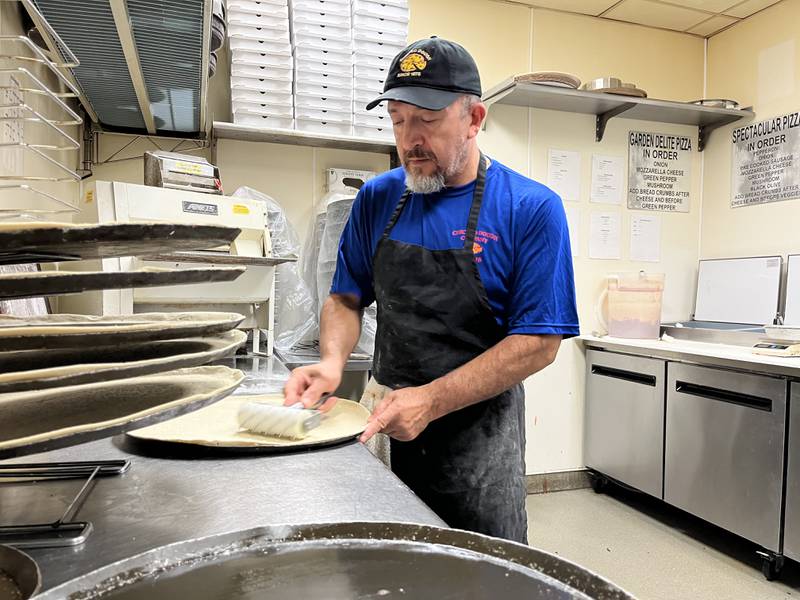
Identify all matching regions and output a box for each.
[482,77,755,151]
[212,121,396,155]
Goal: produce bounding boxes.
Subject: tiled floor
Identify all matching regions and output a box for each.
[526,487,800,600]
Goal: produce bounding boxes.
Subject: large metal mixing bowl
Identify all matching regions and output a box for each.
[0,545,41,600]
[36,522,635,599]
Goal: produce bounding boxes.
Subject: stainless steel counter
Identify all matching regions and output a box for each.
[0,354,444,593]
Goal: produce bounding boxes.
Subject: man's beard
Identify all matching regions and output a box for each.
[403,140,470,194]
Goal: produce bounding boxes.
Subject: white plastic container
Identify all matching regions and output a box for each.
[295,78,353,98]
[293,32,353,52]
[295,68,352,89]
[231,87,293,106]
[231,62,293,81]
[233,111,294,129]
[294,44,351,64]
[353,124,394,141]
[296,118,352,136]
[229,35,291,55]
[231,75,293,93]
[228,9,289,29]
[228,23,291,42]
[232,99,294,117]
[597,272,665,340]
[352,0,409,20]
[294,93,352,112]
[227,1,288,17]
[231,49,293,69]
[352,34,405,56]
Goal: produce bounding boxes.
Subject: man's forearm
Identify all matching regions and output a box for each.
[320,294,363,370]
[425,334,562,420]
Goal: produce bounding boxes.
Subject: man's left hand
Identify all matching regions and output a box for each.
[359,385,439,443]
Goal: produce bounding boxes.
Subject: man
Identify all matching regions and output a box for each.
[284,37,579,544]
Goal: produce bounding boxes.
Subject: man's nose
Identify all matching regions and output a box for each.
[399,122,425,150]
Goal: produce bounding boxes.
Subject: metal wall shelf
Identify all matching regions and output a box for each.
[212,121,396,155]
[482,77,755,151]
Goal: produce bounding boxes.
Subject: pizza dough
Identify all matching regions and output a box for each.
[129,394,370,449]
[0,366,244,456]
[0,330,246,393]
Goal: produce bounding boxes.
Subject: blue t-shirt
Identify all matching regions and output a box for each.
[330,159,580,338]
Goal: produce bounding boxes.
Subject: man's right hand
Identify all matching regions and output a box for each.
[283,361,342,412]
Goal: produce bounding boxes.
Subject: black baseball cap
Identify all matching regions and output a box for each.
[365,37,482,111]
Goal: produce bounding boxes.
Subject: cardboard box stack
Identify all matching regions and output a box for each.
[227,0,294,129]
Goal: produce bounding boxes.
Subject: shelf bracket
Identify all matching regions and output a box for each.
[698,119,733,152]
[596,103,636,142]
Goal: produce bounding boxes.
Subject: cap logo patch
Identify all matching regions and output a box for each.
[398,50,431,78]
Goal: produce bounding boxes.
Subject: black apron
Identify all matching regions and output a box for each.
[372,154,528,543]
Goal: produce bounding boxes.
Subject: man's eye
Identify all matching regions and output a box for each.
[422,118,436,124]
[392,120,404,126]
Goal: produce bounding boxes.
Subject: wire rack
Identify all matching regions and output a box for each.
[0,1,84,220]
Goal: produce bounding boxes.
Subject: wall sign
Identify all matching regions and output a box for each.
[627,131,692,212]
[731,112,800,208]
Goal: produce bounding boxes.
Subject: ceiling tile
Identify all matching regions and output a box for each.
[518,0,619,16]
[724,0,782,18]
[604,0,711,30]
[658,0,739,12]
[687,14,739,35]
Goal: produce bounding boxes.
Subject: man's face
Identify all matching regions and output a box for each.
[388,98,473,193]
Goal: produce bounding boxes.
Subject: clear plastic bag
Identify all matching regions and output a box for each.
[231,186,317,352]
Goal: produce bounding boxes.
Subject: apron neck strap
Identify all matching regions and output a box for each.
[463,152,487,248]
[381,151,489,243]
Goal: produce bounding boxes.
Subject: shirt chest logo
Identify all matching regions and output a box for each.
[452,229,499,263]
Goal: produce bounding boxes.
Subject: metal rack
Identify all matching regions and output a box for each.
[0,5,84,218]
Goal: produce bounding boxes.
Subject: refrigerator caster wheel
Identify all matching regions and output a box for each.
[589,473,608,494]
[757,551,783,581]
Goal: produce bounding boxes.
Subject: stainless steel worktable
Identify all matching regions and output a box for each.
[0,355,444,593]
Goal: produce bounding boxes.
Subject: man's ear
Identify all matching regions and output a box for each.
[468,102,487,139]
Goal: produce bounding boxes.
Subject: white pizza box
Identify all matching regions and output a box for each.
[231,62,293,81]
[229,0,288,10]
[354,74,387,92]
[291,5,351,23]
[231,87,294,106]
[294,93,352,112]
[353,53,394,69]
[291,20,350,41]
[228,1,288,17]
[233,111,294,129]
[296,55,352,72]
[353,109,390,129]
[228,22,291,42]
[295,118,352,136]
[231,74,293,94]
[232,100,294,118]
[353,62,390,81]
[352,26,406,46]
[353,13,408,33]
[295,78,353,99]
[351,33,405,56]
[229,35,292,55]
[352,0,409,22]
[231,49,294,70]
[292,0,350,11]
[352,0,408,11]
[294,44,352,64]
[352,124,394,141]
[293,32,353,52]
[228,9,289,29]
[294,68,352,89]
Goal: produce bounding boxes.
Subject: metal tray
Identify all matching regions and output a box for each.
[35,523,636,599]
[0,330,246,394]
[0,545,40,600]
[0,365,244,460]
[143,251,297,266]
[0,222,240,265]
[0,266,245,300]
[0,311,245,351]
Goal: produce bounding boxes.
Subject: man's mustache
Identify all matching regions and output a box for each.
[403,147,438,163]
